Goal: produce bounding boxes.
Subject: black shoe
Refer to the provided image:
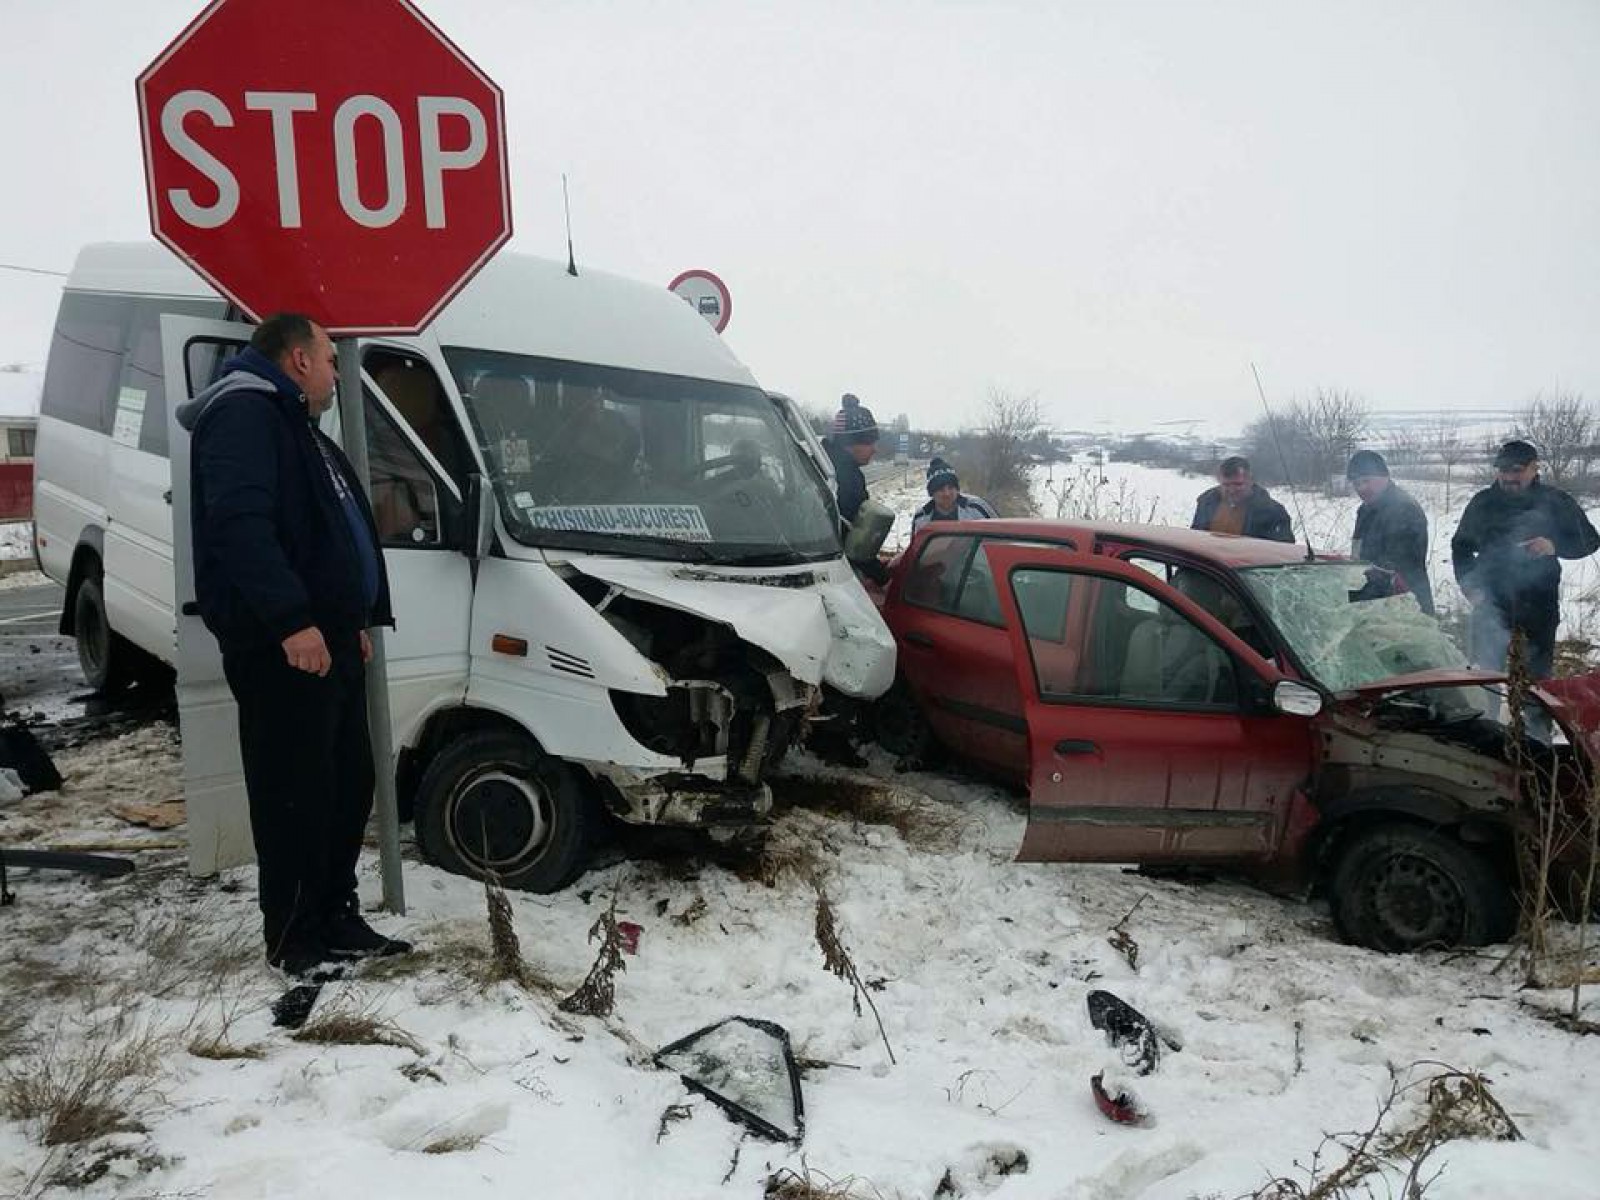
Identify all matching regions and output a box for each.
[323,910,414,960]
[267,940,347,982]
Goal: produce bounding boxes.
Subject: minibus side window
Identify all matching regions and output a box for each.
[122,298,223,458]
[41,292,130,435]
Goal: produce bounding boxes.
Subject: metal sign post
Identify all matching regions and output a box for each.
[337,339,405,914]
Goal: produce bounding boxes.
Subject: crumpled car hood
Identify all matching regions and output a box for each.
[559,555,896,698]
[1531,672,1600,758]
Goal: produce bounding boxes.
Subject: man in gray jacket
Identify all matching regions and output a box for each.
[911,458,998,532]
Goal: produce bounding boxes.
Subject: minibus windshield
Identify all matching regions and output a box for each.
[444,348,840,565]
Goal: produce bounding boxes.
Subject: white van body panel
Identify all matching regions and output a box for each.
[32,418,108,585]
[41,243,896,884]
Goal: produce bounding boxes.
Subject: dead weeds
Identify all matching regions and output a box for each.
[292,996,425,1056]
[769,775,968,852]
[0,1014,168,1146]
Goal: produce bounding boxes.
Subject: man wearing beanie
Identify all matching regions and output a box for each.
[1347,449,1434,614]
[824,392,880,526]
[1452,438,1599,684]
[912,457,998,532]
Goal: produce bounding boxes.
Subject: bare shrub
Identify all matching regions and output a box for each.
[1240,1063,1518,1199]
[813,877,895,1065]
[964,389,1042,516]
[1515,389,1595,489]
[1243,389,1369,489]
[558,888,627,1018]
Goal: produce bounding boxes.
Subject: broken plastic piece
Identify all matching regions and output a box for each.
[1087,989,1175,1076]
[1090,1072,1148,1125]
[654,1016,804,1143]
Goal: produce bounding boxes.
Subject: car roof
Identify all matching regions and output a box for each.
[915,518,1322,569]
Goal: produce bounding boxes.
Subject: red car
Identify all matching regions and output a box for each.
[868,519,1600,952]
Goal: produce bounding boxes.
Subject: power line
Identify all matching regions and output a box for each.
[0,262,67,279]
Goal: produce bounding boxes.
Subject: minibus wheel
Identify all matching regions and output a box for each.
[414,729,595,892]
[73,576,132,693]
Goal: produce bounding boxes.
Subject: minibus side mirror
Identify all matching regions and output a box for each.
[466,473,496,560]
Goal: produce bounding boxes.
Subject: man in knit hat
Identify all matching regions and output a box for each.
[1347,449,1434,614]
[912,457,998,533]
[823,392,880,526]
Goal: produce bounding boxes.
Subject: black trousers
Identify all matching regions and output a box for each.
[221,631,373,951]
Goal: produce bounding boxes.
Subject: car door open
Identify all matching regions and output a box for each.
[982,542,1317,869]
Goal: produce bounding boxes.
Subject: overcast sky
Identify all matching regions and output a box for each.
[2,0,1597,435]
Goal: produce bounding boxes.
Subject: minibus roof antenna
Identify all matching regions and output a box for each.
[563,174,579,277]
[1250,362,1315,562]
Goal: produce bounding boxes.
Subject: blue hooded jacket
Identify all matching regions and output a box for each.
[175,348,392,649]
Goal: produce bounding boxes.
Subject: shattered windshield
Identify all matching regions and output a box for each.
[442,348,839,564]
[1240,562,1469,692]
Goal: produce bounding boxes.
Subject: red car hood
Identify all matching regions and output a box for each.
[1339,667,1507,700]
[1339,666,1600,761]
[1533,672,1600,759]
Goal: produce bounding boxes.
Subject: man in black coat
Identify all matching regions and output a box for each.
[1347,449,1434,614]
[822,392,888,584]
[1190,456,1294,542]
[1451,439,1600,681]
[176,313,409,978]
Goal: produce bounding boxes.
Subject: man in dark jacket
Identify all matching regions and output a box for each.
[1347,449,1434,614]
[1452,439,1600,681]
[822,392,888,584]
[823,392,879,525]
[176,313,408,978]
[1191,456,1294,543]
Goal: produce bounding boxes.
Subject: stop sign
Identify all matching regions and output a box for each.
[136,0,511,335]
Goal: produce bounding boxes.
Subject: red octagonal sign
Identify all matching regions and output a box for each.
[137,0,511,335]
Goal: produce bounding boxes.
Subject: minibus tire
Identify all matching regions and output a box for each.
[413,730,595,893]
[73,576,132,694]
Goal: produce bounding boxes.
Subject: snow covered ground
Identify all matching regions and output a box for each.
[3,461,1600,1199]
[1,520,34,563]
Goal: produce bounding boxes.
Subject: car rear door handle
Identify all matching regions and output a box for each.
[904,631,935,648]
[1054,739,1100,756]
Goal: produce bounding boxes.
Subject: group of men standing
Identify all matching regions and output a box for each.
[1190,442,1600,682]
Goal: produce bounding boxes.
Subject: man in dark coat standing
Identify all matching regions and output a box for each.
[822,392,888,584]
[1452,439,1600,681]
[1191,456,1295,543]
[1347,449,1434,614]
[177,313,409,978]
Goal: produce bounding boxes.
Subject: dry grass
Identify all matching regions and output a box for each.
[292,996,425,1056]
[419,1131,488,1154]
[769,775,968,852]
[0,1015,168,1146]
[187,1033,265,1061]
[764,1163,895,1199]
[558,888,627,1018]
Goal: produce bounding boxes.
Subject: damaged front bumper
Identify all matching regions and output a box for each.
[596,769,773,835]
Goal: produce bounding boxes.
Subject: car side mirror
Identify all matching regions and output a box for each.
[1273,679,1323,717]
[466,472,495,560]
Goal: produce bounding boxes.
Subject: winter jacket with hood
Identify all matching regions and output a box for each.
[1190,484,1295,543]
[1451,477,1599,622]
[176,347,393,649]
[911,492,998,532]
[1352,481,1434,614]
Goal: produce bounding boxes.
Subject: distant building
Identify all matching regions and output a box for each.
[0,370,41,520]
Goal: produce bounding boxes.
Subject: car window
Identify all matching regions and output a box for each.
[953,541,1004,624]
[1016,569,1237,708]
[366,349,470,491]
[904,534,975,611]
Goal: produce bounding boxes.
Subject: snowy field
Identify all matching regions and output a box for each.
[1,519,33,563]
[3,462,1600,1199]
